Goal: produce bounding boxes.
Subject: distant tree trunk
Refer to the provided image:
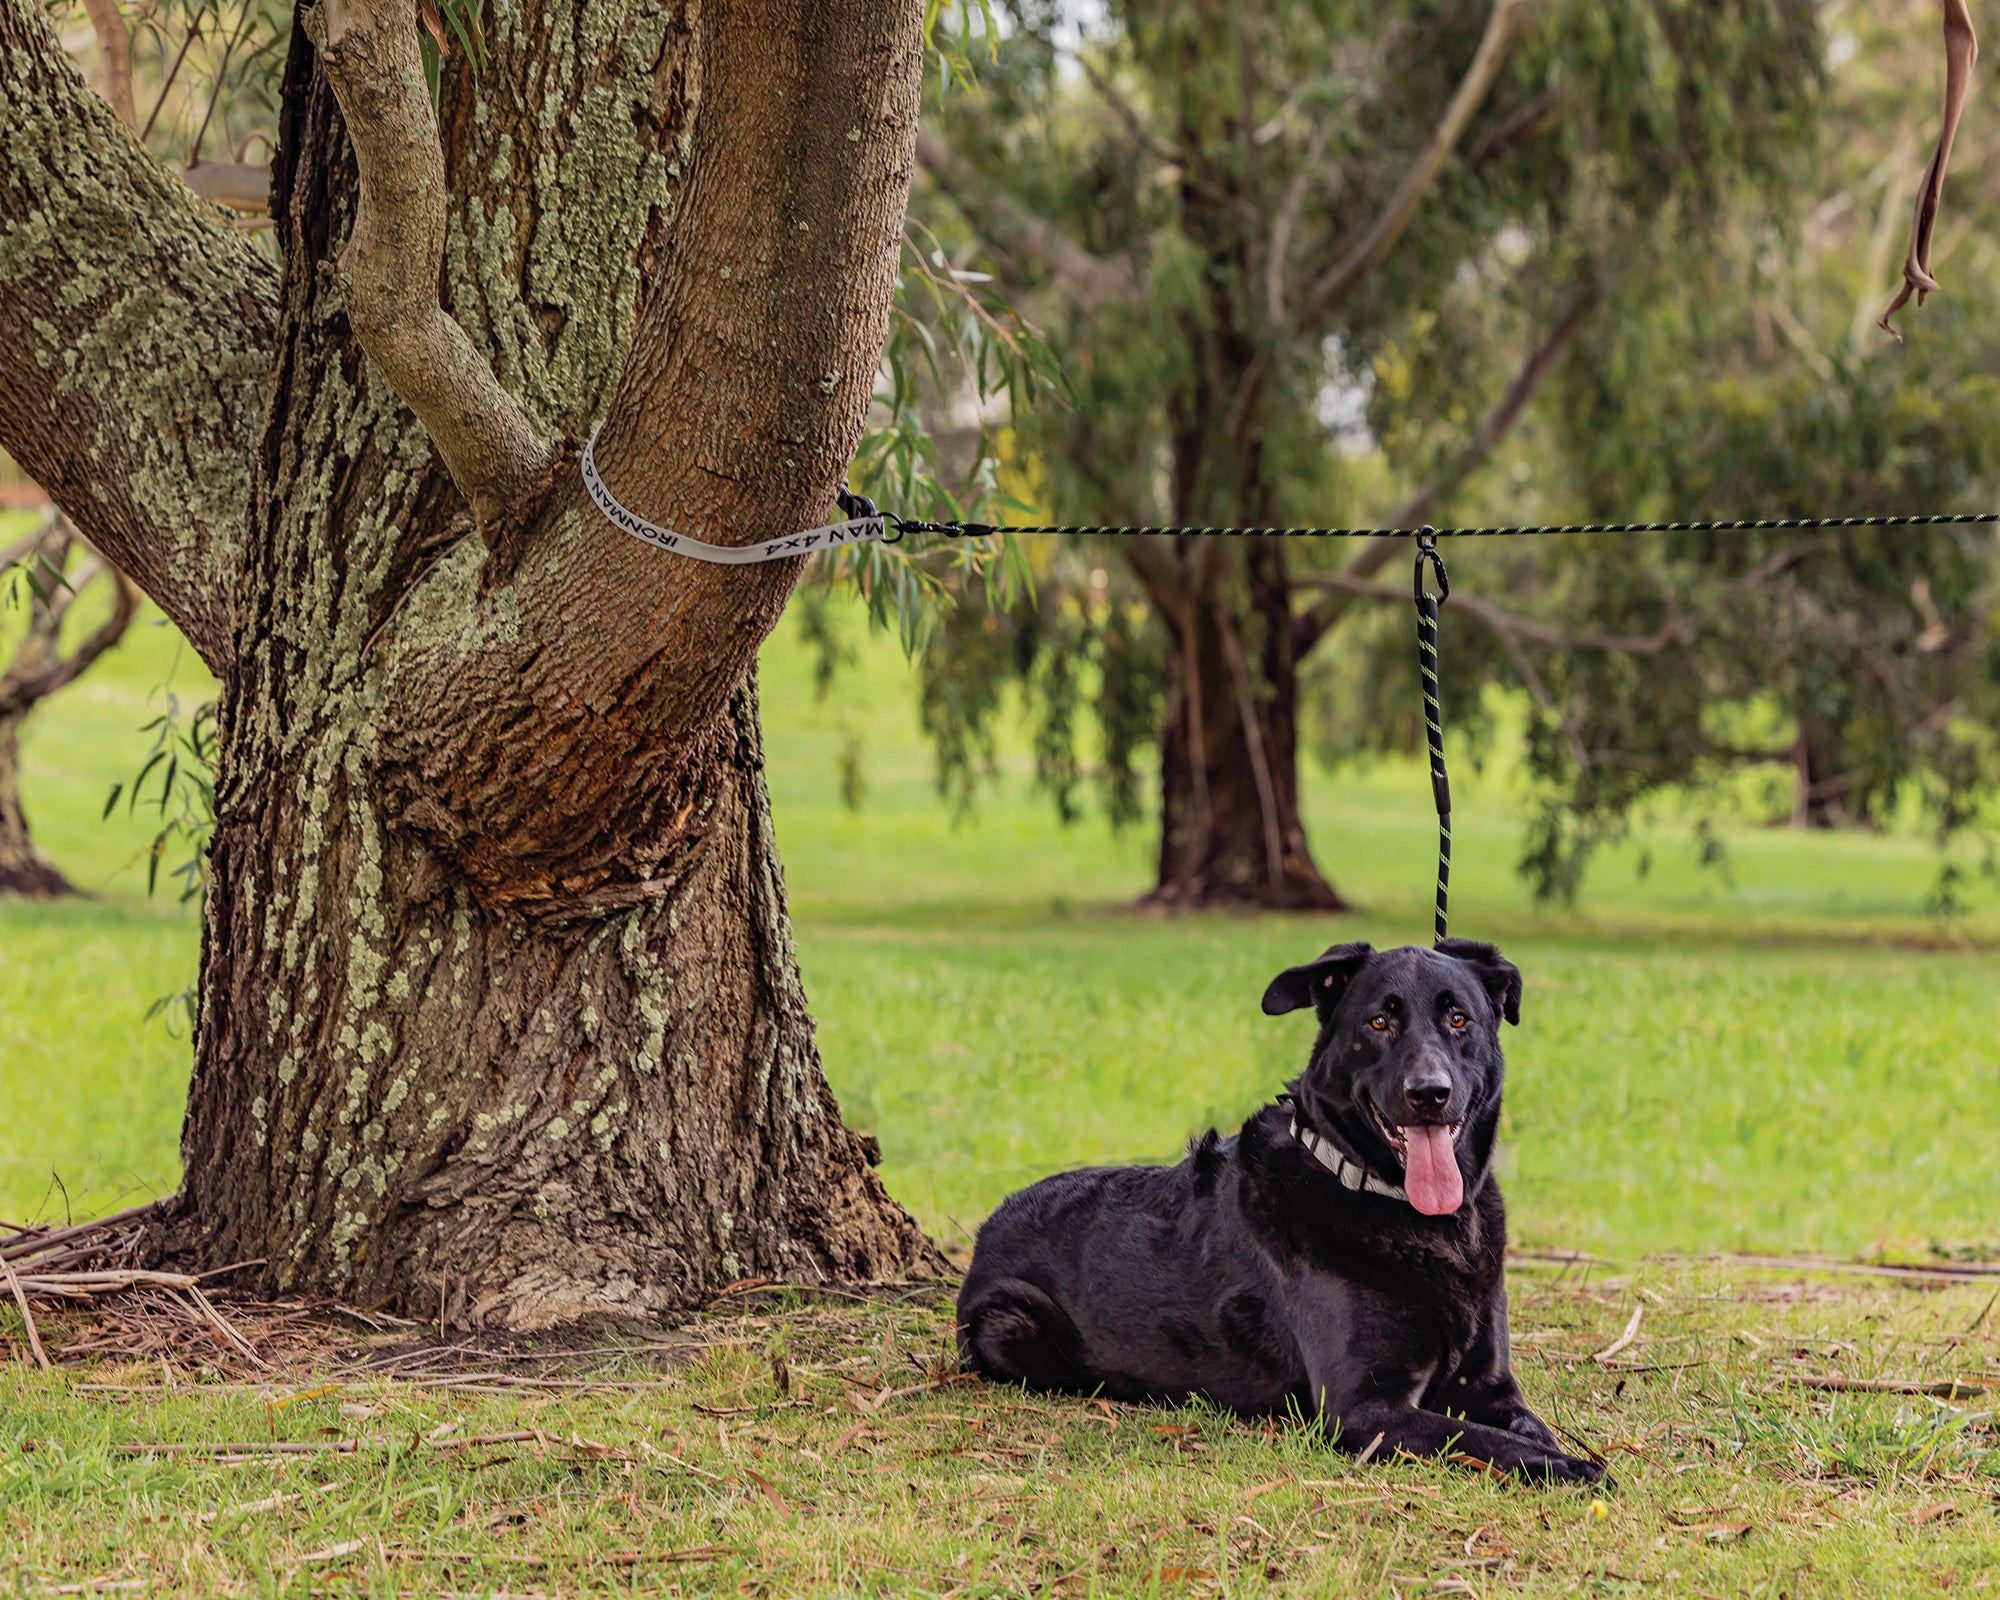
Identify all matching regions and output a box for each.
[0,710,72,895]
[3,0,942,1325]
[1126,160,1343,913]
[1148,545,1343,911]
[1790,718,1854,829]
[0,513,138,897]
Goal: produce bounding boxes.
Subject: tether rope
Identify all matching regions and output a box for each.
[578,437,2000,949]
[886,511,2000,540]
[581,427,2000,560]
[1413,533,1452,946]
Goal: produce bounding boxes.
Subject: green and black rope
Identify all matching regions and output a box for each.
[893,510,2000,540]
[1413,531,1451,947]
[867,506,2000,951]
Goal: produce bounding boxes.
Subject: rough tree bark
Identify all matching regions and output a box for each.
[1,0,942,1324]
[0,515,139,896]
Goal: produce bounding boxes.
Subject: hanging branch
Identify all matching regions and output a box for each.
[1879,0,1978,339]
[1292,0,1524,332]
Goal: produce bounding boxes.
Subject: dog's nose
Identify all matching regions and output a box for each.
[1403,1069,1452,1116]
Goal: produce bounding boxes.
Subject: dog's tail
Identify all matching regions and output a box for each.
[957,1277,1092,1393]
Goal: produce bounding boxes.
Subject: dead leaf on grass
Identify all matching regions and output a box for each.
[742,1468,791,1517]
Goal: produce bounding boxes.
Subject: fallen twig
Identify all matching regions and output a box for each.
[1593,1305,1645,1364]
[1714,1253,2000,1285]
[1,1251,50,1371]
[1780,1374,1984,1400]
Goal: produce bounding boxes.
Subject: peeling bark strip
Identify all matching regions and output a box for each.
[1879,0,1978,338]
[4,0,940,1324]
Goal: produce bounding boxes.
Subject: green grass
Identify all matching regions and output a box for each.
[4,1265,1997,1596]
[4,568,1999,1594]
[3,583,1998,1256]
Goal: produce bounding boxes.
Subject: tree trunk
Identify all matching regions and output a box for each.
[1147,544,1344,912]
[0,711,73,896]
[0,0,944,1321]
[0,512,138,897]
[173,670,933,1326]
[139,0,945,1326]
[1790,718,1854,829]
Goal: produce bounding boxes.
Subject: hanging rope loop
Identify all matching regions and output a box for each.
[1413,527,1452,947]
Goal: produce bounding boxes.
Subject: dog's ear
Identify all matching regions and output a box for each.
[1437,937,1523,1026]
[1261,943,1375,1018]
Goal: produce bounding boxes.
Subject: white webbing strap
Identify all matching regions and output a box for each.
[581,424,891,563]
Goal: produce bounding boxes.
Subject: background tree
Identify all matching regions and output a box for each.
[1,0,950,1326]
[0,516,139,896]
[1308,0,2000,900]
[909,0,1995,911]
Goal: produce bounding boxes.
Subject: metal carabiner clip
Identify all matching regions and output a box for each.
[1413,525,1449,604]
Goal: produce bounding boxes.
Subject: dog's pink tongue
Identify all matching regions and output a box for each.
[1403,1126,1462,1215]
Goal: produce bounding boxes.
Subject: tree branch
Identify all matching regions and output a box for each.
[181,160,271,212]
[0,0,276,671]
[1293,291,1590,656]
[302,0,551,530]
[1293,0,1524,333]
[376,0,928,902]
[1466,87,1563,172]
[1292,570,1690,658]
[1391,292,1592,529]
[1879,0,1977,338]
[0,516,140,718]
[916,129,1140,310]
[78,0,136,128]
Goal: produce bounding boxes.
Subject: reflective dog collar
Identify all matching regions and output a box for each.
[1289,1117,1409,1202]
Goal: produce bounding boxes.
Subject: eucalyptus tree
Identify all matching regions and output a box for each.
[1,0,948,1324]
[914,0,1823,908]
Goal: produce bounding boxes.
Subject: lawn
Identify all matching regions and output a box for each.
[2,569,1998,1596]
[3,579,1996,1258]
[3,1262,1997,1596]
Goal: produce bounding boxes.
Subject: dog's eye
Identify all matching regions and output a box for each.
[1448,1010,1470,1030]
[1368,1015,1388,1032]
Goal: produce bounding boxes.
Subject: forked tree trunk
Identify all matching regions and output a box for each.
[0,711,73,896]
[1148,544,1343,911]
[0,0,940,1324]
[0,514,137,897]
[147,0,943,1326]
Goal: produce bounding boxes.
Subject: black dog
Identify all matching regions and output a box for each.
[957,939,1602,1484]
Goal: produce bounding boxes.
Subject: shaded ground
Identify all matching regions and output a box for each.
[2,1257,1996,1596]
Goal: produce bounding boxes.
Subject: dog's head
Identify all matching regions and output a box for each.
[1261,939,1521,1216]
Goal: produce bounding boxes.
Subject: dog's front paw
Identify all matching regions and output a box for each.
[1517,1453,1609,1487]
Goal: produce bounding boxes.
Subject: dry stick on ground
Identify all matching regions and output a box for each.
[1880,0,1978,337]
[1780,1374,1985,1399]
[0,1252,50,1370]
[1592,1305,1645,1364]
